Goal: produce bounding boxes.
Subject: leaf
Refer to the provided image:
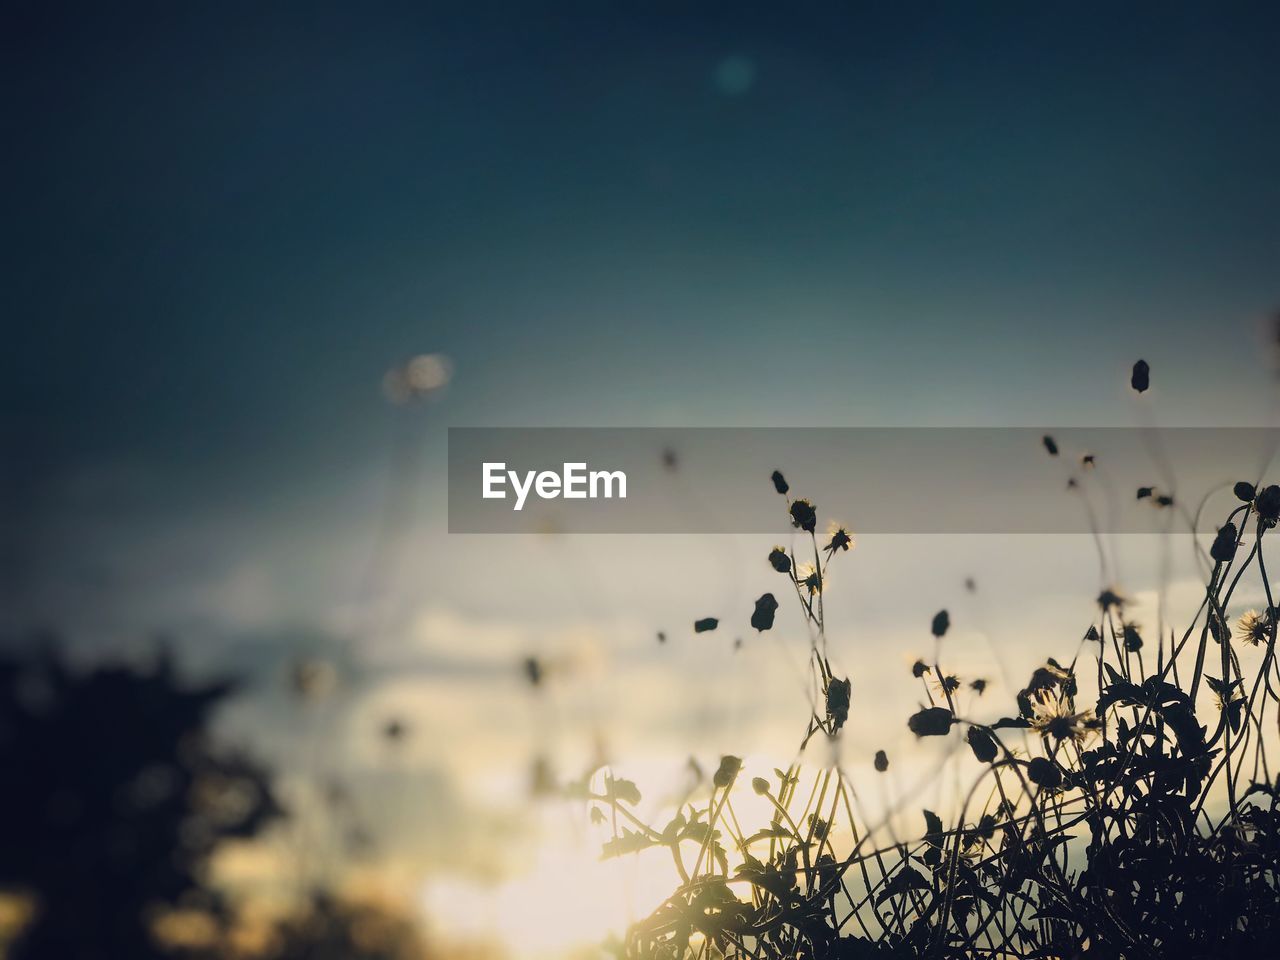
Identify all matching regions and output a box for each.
[1227,697,1247,733]
[601,829,655,859]
[661,812,686,842]
[694,617,719,633]
[771,470,789,495]
[606,777,641,805]
[875,865,931,904]
[922,809,944,846]
[967,726,998,763]
[1042,435,1059,456]
[744,824,794,845]
[991,716,1031,730]
[1027,757,1061,788]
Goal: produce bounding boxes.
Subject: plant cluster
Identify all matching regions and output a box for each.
[590,379,1280,959]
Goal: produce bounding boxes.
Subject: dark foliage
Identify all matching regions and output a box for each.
[0,648,280,959]
[608,444,1280,959]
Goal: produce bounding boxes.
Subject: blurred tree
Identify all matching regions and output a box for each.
[0,646,281,959]
[267,892,429,960]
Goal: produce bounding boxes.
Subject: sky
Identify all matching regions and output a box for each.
[5,2,1280,955]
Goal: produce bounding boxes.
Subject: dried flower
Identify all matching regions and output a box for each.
[1029,690,1099,746]
[1236,609,1274,647]
[931,610,950,638]
[1211,523,1239,563]
[1097,588,1126,612]
[935,674,961,697]
[1131,359,1150,393]
[790,499,817,533]
[751,593,779,632]
[798,563,824,597]
[1257,485,1280,526]
[768,546,792,573]
[824,522,854,557]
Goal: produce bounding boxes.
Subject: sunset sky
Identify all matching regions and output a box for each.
[6,3,1280,955]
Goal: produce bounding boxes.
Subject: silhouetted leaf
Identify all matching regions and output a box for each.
[1043,435,1059,456]
[771,470,789,495]
[694,617,719,633]
[1027,757,1061,788]
[874,750,889,772]
[606,777,641,805]
[601,829,655,859]
[922,809,944,846]
[968,727,998,763]
[874,865,930,904]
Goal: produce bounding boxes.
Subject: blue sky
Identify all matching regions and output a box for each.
[8,3,1280,498]
[8,2,1280,617]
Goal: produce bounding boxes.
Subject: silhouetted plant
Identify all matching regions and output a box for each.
[597,375,1280,958]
